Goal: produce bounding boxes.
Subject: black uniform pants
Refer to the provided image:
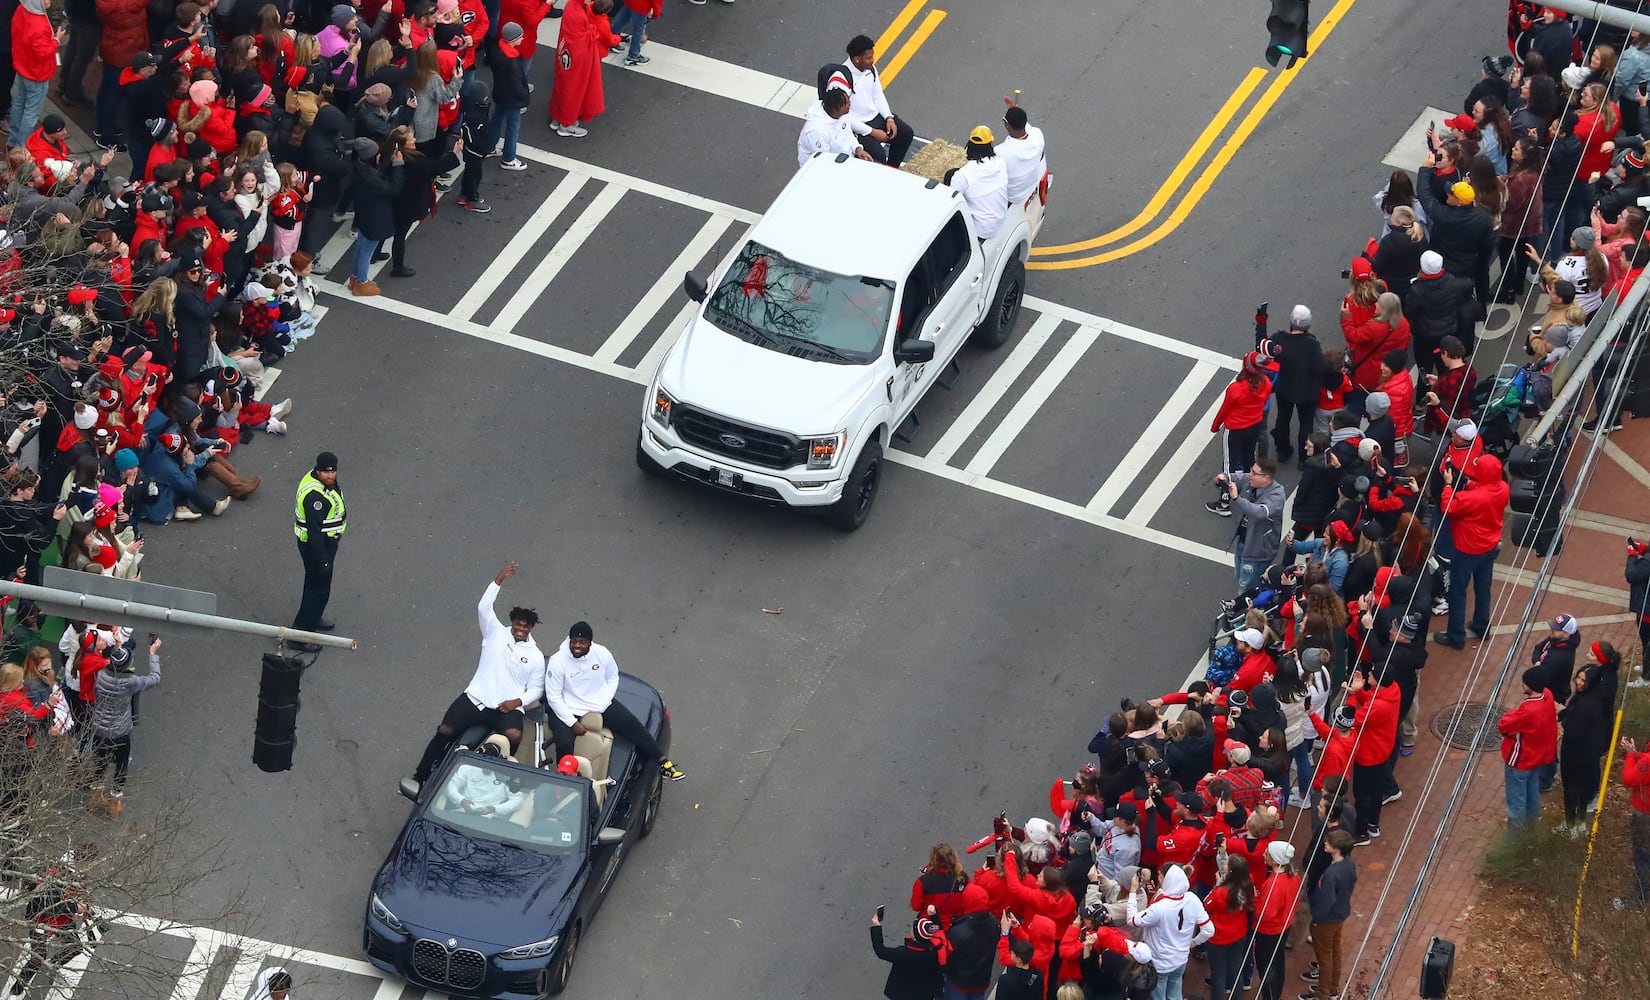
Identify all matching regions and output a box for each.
[16,929,85,991]
[413,694,527,781]
[1271,398,1315,457]
[1560,750,1602,823]
[293,538,337,630]
[856,114,915,167]
[543,700,663,762]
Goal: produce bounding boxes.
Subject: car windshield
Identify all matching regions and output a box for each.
[428,757,589,852]
[705,240,894,365]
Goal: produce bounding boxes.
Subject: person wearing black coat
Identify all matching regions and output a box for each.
[1404,253,1474,364]
[940,909,999,998]
[1541,114,1585,257]
[1292,437,1340,535]
[1463,57,1512,117]
[344,138,405,294]
[1268,314,1324,463]
[1368,220,1427,305]
[457,79,494,211]
[173,259,223,381]
[1529,12,1577,85]
[298,103,355,259]
[868,915,944,1000]
[1558,665,1612,829]
[1630,542,1650,676]
[1416,164,1497,307]
[1163,711,1216,790]
[1527,623,1580,706]
[385,125,459,278]
[0,471,65,586]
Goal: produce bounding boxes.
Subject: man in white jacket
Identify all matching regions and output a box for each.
[543,620,685,781]
[1126,865,1214,1000]
[797,88,872,167]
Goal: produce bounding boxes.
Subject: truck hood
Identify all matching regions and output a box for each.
[661,313,876,435]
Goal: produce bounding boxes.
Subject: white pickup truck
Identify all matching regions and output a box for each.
[636,152,1043,529]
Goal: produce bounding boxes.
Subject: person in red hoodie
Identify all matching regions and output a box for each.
[910,844,971,926]
[995,912,1055,994]
[1432,453,1508,648]
[1310,705,1358,795]
[1207,354,1273,515]
[1224,809,1278,889]
[501,0,554,70]
[1376,349,1415,465]
[1620,735,1650,909]
[970,847,1029,919]
[1252,841,1301,1000]
[8,0,62,145]
[1204,854,1256,1000]
[1227,629,1275,693]
[1345,666,1401,845]
[24,115,76,179]
[1002,851,1076,929]
[548,0,618,137]
[1339,290,1411,413]
[1498,667,1557,830]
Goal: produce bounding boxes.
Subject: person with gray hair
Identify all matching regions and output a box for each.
[1269,305,1325,466]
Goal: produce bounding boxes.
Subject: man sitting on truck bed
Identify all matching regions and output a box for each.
[945,127,1010,240]
[798,88,874,167]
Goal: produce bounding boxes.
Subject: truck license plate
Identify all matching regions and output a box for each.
[715,469,738,488]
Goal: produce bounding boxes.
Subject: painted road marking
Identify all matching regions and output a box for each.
[1382,106,1455,171]
[881,6,948,87]
[495,184,626,334]
[1088,359,1222,514]
[637,300,698,380]
[1125,391,1226,526]
[595,214,731,364]
[964,325,1098,476]
[450,173,590,322]
[925,311,1063,465]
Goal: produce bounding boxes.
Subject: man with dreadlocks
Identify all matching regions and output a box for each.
[411,562,545,785]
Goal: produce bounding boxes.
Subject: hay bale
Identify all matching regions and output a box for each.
[903,139,965,183]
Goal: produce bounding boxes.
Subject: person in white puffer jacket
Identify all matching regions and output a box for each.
[1126,864,1214,1000]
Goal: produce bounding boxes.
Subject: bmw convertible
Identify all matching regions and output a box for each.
[363,675,670,997]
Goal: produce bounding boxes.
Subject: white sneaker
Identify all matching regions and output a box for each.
[1382,789,1403,805]
[1288,792,1310,809]
[212,497,232,516]
[554,123,589,137]
[500,159,527,170]
[1431,599,1449,615]
[265,418,287,435]
[331,211,352,223]
[173,507,202,522]
[271,397,293,419]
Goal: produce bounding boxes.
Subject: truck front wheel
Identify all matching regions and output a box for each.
[971,259,1025,349]
[825,441,882,531]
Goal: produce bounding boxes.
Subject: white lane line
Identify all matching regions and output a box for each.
[1088,359,1220,514]
[514,143,762,225]
[1491,563,1631,604]
[169,931,224,1000]
[926,312,1062,465]
[219,948,266,1000]
[1488,612,1636,636]
[594,215,731,364]
[635,301,697,381]
[1570,508,1650,536]
[1024,296,1241,370]
[451,174,590,322]
[885,450,1230,566]
[1124,392,1225,525]
[1604,438,1650,489]
[494,184,627,334]
[368,978,408,1000]
[964,326,1098,477]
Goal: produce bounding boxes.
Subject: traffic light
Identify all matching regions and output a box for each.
[1267,0,1310,67]
[253,652,306,772]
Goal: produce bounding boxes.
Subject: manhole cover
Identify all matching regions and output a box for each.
[1430,702,1508,752]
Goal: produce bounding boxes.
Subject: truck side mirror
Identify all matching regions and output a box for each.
[683,272,707,303]
[893,339,935,364]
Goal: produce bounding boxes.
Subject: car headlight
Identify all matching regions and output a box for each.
[805,432,846,470]
[650,384,676,427]
[370,893,406,933]
[503,934,560,959]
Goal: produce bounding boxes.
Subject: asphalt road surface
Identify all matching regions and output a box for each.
[92,1,1504,997]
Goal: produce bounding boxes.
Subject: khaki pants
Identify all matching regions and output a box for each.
[1310,920,1344,997]
[1400,698,1419,745]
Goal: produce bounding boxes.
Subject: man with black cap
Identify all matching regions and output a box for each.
[544,620,685,781]
[38,342,90,489]
[411,562,545,784]
[290,451,346,651]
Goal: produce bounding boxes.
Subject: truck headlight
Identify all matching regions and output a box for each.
[650,385,676,427]
[370,893,406,933]
[504,934,560,959]
[805,432,847,470]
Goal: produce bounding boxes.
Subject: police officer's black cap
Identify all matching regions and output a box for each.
[315,452,339,472]
[56,342,87,360]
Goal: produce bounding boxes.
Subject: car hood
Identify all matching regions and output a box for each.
[372,817,580,947]
[662,313,877,436]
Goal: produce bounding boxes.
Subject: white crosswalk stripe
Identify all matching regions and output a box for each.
[313,153,1248,564]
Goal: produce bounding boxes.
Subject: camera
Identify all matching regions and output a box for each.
[1340,268,1352,279]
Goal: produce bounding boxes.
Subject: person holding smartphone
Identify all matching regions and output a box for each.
[0,469,69,584]
[867,905,945,999]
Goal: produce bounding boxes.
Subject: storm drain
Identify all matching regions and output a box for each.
[1430,702,1508,752]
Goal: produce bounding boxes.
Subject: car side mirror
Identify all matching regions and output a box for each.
[893,339,935,364]
[398,777,421,803]
[596,826,627,846]
[683,272,707,303]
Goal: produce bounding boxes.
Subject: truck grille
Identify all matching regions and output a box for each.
[412,938,488,990]
[672,405,805,470]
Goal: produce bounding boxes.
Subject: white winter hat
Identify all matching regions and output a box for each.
[1128,941,1153,964]
[1420,250,1444,276]
[1562,63,1590,91]
[1290,304,1312,330]
[73,405,97,430]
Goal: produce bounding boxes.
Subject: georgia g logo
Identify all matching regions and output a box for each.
[559,48,572,71]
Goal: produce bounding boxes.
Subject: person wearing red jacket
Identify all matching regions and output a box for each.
[1621,735,1650,909]
[1002,851,1076,929]
[971,851,1030,919]
[1204,854,1256,1000]
[458,0,491,69]
[548,0,618,136]
[1377,350,1416,458]
[95,0,151,147]
[910,844,971,927]
[1208,356,1272,509]
[24,115,75,179]
[1224,810,1277,888]
[1499,668,1557,829]
[1310,706,1358,794]
[8,0,61,146]
[0,662,54,747]
[1252,842,1301,1000]
[1157,793,1209,869]
[1345,667,1400,844]
[174,190,234,275]
[995,912,1055,993]
[1228,630,1275,692]
[502,0,555,68]
[1339,291,1411,406]
[1433,453,1508,648]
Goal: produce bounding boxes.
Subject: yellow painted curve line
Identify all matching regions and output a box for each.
[1032,67,1266,256]
[876,0,929,57]
[882,10,947,86]
[1029,0,1358,270]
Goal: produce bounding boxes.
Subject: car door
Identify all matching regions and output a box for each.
[889,214,979,418]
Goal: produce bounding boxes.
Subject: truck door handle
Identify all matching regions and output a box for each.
[969,274,982,287]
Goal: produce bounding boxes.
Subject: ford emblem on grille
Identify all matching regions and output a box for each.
[719,433,748,449]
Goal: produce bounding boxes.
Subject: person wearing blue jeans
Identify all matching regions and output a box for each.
[609,0,657,64]
[1498,669,1557,830]
[487,22,531,167]
[1430,454,1507,647]
[7,78,48,148]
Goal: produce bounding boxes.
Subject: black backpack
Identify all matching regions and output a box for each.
[1120,959,1159,1000]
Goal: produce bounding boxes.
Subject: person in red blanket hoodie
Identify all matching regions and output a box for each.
[502,0,555,69]
[1002,851,1076,929]
[174,190,236,275]
[548,0,619,136]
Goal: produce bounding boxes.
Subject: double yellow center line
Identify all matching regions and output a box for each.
[878,0,947,86]
[1029,0,1359,270]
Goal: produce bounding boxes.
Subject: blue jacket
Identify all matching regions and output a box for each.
[139,448,206,524]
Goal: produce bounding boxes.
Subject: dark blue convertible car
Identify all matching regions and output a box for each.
[363,674,670,997]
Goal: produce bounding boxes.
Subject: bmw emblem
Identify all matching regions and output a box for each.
[447,938,458,948]
[719,433,747,449]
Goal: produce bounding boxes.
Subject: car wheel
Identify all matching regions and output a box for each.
[636,432,669,477]
[640,774,663,838]
[547,923,580,995]
[824,441,881,531]
[971,258,1024,349]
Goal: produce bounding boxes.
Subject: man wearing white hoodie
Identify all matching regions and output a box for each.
[797,87,872,167]
[1125,865,1214,1000]
[543,620,685,781]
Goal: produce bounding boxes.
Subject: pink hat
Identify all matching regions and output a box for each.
[188,79,219,106]
[97,483,123,510]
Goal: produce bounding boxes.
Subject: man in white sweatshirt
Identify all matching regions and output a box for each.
[1125,865,1214,1000]
[543,620,685,781]
[797,88,872,167]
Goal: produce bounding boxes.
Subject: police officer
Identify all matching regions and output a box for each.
[291,452,346,651]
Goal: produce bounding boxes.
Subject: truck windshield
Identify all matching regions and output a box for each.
[705,240,894,365]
